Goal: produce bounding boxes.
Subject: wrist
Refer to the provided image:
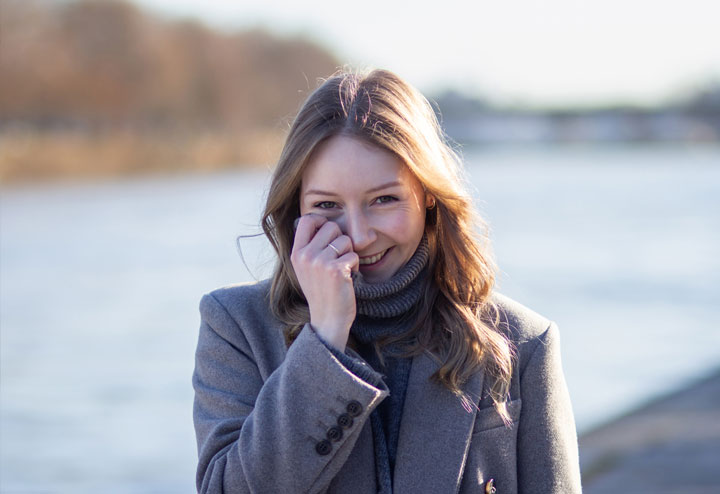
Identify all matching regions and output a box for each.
[310,322,349,352]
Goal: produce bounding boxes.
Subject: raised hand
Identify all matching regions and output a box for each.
[290,214,359,351]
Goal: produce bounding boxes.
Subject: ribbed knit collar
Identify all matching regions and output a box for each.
[350,235,429,344]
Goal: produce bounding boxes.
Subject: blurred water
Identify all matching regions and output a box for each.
[1,145,719,492]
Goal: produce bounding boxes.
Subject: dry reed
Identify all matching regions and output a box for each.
[0,129,285,183]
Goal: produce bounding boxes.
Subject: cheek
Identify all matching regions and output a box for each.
[381,209,426,242]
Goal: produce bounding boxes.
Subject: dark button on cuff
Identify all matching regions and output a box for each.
[337,413,353,429]
[315,439,332,456]
[326,425,343,442]
[346,400,363,417]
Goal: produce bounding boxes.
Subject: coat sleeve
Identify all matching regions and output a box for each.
[192,293,389,494]
[516,322,582,493]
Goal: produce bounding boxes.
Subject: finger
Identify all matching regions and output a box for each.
[305,220,343,252]
[293,214,328,249]
[315,233,348,262]
[325,242,342,258]
[336,251,359,275]
[328,235,353,256]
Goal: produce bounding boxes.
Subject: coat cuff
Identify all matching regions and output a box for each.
[309,325,386,389]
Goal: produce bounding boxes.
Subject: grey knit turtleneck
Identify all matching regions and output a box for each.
[348,234,429,494]
[352,234,429,334]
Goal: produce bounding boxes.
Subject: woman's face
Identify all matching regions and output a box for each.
[300,135,429,283]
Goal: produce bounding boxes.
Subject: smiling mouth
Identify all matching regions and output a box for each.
[358,248,390,265]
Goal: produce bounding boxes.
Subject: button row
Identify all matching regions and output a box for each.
[315,400,364,456]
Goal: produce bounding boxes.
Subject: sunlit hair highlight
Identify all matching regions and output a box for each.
[261,68,515,423]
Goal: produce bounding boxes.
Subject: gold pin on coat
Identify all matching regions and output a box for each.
[485,478,496,494]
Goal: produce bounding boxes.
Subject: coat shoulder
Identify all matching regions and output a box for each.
[198,279,282,345]
[489,292,563,380]
[201,278,272,314]
[490,291,552,344]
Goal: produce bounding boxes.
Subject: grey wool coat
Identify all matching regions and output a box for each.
[192,280,582,493]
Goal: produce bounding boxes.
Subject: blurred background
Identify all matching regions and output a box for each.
[1,0,719,492]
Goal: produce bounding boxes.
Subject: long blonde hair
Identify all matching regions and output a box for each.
[261,69,514,422]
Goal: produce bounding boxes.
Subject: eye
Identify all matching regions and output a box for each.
[375,195,398,204]
[313,201,337,209]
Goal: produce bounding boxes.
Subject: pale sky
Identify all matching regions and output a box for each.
[132,0,720,107]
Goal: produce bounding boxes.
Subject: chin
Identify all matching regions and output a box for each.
[363,267,399,284]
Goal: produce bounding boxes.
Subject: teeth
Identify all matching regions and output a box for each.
[359,249,388,265]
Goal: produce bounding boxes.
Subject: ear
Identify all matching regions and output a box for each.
[425,195,436,209]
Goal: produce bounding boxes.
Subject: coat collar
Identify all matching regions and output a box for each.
[393,350,485,493]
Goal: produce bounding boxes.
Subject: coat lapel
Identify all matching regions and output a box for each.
[393,351,485,494]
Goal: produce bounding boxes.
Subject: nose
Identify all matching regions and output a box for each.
[338,208,377,253]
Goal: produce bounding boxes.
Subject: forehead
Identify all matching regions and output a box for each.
[301,135,413,192]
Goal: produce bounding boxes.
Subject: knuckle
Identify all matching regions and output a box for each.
[296,249,312,265]
[299,214,324,230]
[296,216,310,230]
[328,266,346,280]
[324,221,341,235]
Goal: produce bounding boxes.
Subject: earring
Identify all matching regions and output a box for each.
[427,197,436,210]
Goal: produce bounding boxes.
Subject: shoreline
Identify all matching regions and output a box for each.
[4,141,720,187]
[579,366,720,492]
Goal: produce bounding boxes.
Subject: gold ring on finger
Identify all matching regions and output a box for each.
[328,242,341,256]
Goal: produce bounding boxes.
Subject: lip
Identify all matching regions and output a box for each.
[358,247,392,268]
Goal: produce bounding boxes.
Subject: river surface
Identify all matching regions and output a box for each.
[2,145,719,492]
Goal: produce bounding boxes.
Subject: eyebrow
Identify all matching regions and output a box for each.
[304,181,402,197]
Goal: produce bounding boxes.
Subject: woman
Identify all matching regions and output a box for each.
[193,69,581,493]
